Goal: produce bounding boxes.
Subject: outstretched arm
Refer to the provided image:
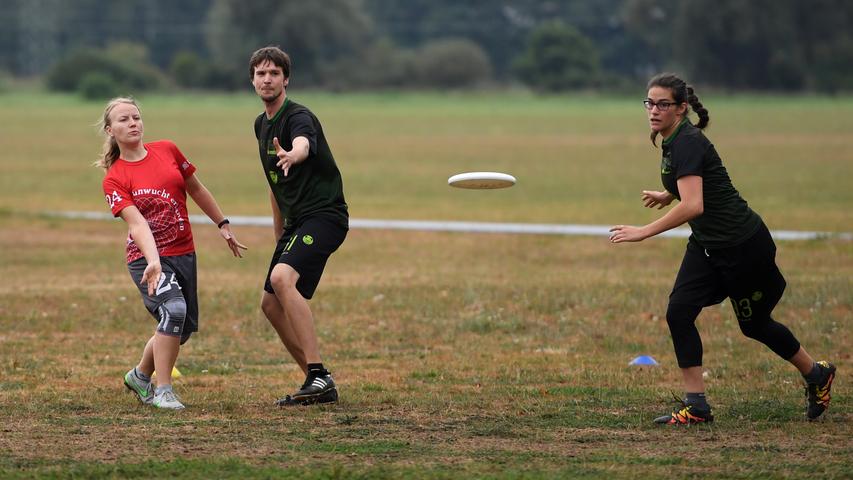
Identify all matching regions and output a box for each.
[272,136,309,176]
[610,175,703,243]
[185,174,247,257]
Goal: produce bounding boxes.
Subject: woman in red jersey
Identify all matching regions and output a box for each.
[97,97,246,410]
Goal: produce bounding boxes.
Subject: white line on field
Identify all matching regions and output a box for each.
[46,211,853,241]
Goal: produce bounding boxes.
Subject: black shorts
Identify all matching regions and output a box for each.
[669,222,786,321]
[128,253,199,338]
[264,215,347,299]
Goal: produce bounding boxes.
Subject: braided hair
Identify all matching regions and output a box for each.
[647,73,709,146]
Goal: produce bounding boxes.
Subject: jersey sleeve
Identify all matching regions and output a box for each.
[286,111,318,156]
[166,140,197,178]
[254,114,263,140]
[672,135,707,179]
[102,173,134,217]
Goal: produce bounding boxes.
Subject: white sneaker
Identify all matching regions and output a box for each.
[124,369,154,404]
[152,389,185,410]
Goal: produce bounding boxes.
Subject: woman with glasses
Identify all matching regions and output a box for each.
[608,73,835,425]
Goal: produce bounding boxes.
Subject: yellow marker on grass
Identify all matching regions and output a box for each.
[152,366,182,379]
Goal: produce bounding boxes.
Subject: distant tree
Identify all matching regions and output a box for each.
[206,0,375,87]
[1,0,213,75]
[317,38,416,90]
[46,44,162,93]
[78,72,120,100]
[170,51,207,88]
[170,51,243,90]
[671,0,807,90]
[513,21,601,92]
[413,39,493,88]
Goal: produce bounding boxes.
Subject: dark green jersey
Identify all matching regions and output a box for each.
[660,120,761,249]
[255,98,348,229]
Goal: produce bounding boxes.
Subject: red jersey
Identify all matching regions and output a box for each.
[102,140,197,263]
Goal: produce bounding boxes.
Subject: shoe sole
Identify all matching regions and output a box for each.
[278,388,338,407]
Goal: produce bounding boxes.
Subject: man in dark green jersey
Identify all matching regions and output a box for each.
[249,46,348,406]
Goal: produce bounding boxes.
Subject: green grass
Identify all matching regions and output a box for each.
[1,91,852,229]
[0,92,851,478]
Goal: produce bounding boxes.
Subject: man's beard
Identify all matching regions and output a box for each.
[262,90,282,104]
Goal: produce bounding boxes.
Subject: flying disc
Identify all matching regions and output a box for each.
[448,172,516,189]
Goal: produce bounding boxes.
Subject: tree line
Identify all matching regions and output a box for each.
[1,0,850,96]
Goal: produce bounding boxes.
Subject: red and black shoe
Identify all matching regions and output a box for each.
[806,361,836,420]
[654,398,714,425]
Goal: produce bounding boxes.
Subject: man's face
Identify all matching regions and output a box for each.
[252,60,288,103]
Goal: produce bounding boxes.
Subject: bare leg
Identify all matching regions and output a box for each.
[788,346,816,375]
[681,366,705,393]
[261,291,308,374]
[269,264,322,365]
[153,333,180,389]
[137,335,156,377]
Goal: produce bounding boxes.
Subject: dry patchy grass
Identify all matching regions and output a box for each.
[0,215,850,478]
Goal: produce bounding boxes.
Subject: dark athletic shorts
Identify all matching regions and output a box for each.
[669,222,786,322]
[128,253,198,342]
[264,215,347,299]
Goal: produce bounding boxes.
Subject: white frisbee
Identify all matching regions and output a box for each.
[448,171,516,189]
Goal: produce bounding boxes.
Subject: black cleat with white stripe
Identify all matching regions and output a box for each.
[276,374,338,407]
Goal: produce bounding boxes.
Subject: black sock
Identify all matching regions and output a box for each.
[686,392,710,410]
[803,362,822,384]
[307,363,329,378]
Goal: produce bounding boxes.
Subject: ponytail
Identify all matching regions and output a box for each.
[686,85,709,130]
[647,73,711,145]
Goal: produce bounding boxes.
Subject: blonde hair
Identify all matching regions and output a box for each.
[94,97,140,170]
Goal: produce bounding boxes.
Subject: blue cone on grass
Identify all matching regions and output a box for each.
[629,355,659,366]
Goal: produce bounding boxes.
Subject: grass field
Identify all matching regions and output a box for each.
[0,92,851,478]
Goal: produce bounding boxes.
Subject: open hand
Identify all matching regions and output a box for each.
[641,190,674,209]
[140,261,162,296]
[273,137,295,177]
[219,225,248,258]
[609,225,648,243]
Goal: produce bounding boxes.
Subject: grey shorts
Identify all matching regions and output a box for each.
[128,253,198,342]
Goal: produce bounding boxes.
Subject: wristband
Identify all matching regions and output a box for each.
[217,218,230,228]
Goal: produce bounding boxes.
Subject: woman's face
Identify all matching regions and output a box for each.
[106,103,143,146]
[645,86,686,136]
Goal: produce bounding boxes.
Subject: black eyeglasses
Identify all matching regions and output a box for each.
[643,99,678,111]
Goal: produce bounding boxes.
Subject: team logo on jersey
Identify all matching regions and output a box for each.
[661,155,673,175]
[752,291,763,301]
[268,170,279,183]
[302,235,314,245]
